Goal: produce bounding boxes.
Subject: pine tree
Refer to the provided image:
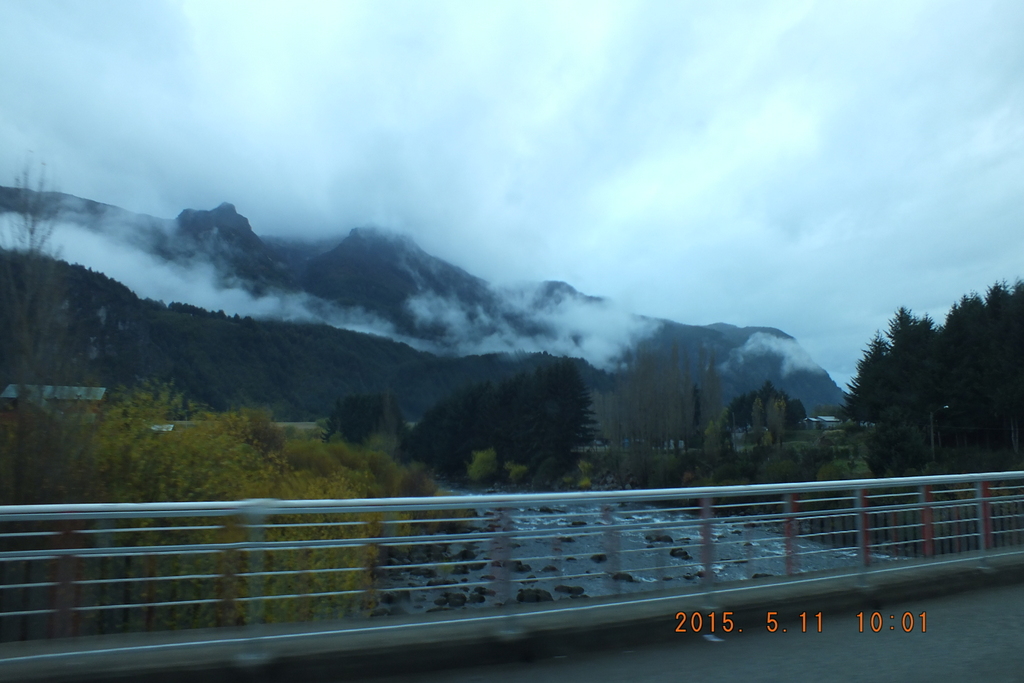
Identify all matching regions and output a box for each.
[535,359,596,468]
[845,333,891,423]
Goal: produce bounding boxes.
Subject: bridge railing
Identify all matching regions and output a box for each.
[2,471,1024,645]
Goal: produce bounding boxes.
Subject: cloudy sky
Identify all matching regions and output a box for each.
[2,0,1023,388]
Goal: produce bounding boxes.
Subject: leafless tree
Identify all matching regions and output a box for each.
[0,165,94,503]
[1,165,66,384]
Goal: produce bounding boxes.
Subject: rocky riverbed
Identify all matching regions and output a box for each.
[368,496,888,617]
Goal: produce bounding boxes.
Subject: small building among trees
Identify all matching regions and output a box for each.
[802,415,841,430]
[1,384,106,419]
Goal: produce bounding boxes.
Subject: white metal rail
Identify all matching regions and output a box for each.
[2,472,1023,648]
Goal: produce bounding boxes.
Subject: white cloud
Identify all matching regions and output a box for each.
[44,220,407,339]
[403,282,659,369]
[730,332,827,378]
[3,0,1024,384]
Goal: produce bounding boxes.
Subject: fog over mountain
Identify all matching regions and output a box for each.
[0,186,844,408]
[5,1,1024,400]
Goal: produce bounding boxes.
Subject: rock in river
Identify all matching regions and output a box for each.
[516,588,554,603]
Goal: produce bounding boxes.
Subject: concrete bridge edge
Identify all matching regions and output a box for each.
[2,550,1023,683]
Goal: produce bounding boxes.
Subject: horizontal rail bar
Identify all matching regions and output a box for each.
[3,472,1022,519]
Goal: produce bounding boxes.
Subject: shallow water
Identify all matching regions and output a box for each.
[376,495,896,614]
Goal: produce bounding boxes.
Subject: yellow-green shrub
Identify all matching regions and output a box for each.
[504,461,529,484]
[90,386,278,502]
[467,448,498,483]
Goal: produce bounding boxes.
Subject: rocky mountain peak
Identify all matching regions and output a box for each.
[533,280,604,307]
[170,202,291,292]
[175,202,256,242]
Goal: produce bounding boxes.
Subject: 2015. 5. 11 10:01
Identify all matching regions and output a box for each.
[857,612,927,632]
[673,611,928,634]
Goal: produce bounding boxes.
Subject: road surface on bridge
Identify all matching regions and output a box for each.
[360,580,1024,683]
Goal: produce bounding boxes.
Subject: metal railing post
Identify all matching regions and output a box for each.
[551,534,563,577]
[489,508,514,606]
[602,505,621,594]
[701,497,714,587]
[372,510,398,611]
[856,488,870,568]
[785,493,799,576]
[744,522,754,579]
[977,481,992,553]
[920,485,934,558]
[49,523,77,639]
[95,518,115,635]
[243,500,269,627]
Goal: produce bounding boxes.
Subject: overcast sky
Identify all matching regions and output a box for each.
[3,0,1023,389]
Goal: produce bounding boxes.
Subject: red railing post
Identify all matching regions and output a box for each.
[602,505,621,594]
[955,501,962,554]
[489,508,513,606]
[785,493,799,575]
[921,485,934,558]
[857,489,871,568]
[701,497,714,586]
[978,481,992,551]
[49,524,78,639]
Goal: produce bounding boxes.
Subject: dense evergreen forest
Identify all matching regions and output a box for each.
[403,359,596,486]
[845,280,1024,475]
[323,392,407,446]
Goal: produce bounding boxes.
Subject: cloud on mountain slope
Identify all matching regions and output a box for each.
[43,219,406,339]
[727,331,828,377]
[35,215,657,368]
[404,283,659,368]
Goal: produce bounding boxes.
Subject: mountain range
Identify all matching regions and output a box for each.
[0,186,844,416]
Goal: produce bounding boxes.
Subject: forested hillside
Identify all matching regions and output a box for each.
[0,250,611,420]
